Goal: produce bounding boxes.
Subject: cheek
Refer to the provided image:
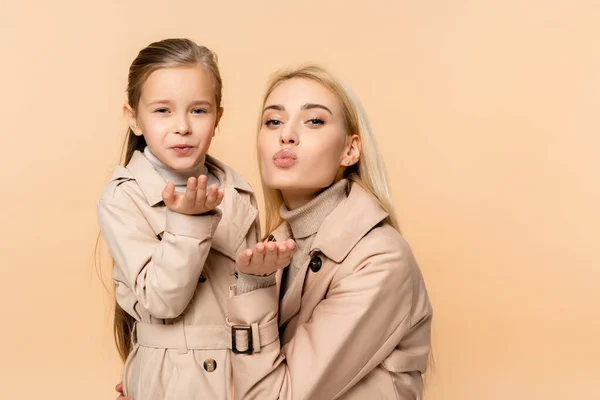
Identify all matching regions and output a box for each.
[191,117,214,133]
[258,132,273,160]
[135,115,148,132]
[306,134,346,165]
[139,115,163,135]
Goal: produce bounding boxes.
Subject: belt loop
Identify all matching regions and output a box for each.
[251,323,261,353]
[175,316,189,354]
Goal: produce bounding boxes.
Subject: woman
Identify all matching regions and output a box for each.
[228,65,432,399]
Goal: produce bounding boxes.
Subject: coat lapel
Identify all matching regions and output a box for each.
[211,186,258,260]
[278,261,309,328]
[266,223,305,328]
[208,161,258,261]
[268,184,391,329]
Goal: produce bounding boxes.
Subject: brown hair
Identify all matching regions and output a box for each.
[113,38,223,362]
[121,37,223,165]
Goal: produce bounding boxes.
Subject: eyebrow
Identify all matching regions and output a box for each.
[146,99,213,106]
[263,103,333,115]
[263,104,285,112]
[303,103,333,115]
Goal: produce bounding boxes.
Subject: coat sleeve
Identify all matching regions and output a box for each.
[97,185,221,319]
[227,235,431,400]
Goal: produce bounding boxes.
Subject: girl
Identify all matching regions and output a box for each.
[98,38,294,399]
[228,65,433,399]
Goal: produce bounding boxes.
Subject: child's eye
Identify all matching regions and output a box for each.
[265,119,282,127]
[155,108,169,114]
[306,118,324,126]
[192,109,207,114]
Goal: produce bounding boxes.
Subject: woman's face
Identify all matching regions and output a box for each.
[258,78,359,208]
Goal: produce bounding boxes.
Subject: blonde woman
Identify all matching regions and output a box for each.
[228,65,432,399]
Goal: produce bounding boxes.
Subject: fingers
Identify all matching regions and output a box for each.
[237,240,297,276]
[204,184,220,209]
[183,177,198,205]
[196,175,208,200]
[196,177,223,211]
[248,242,266,270]
[263,242,278,267]
[275,240,296,268]
[284,239,297,254]
[161,181,176,206]
[215,188,224,207]
[162,175,224,214]
[236,249,253,269]
[115,382,126,400]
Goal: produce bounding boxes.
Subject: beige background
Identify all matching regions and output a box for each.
[1,0,598,399]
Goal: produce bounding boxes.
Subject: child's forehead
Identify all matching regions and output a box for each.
[141,66,215,101]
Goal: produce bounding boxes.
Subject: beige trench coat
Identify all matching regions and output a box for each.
[227,182,432,400]
[98,151,260,400]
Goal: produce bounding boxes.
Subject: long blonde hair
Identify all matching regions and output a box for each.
[258,65,399,235]
[100,38,223,363]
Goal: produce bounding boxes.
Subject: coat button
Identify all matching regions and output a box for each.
[267,234,276,242]
[309,256,322,272]
[203,358,217,372]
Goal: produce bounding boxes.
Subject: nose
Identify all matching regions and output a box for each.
[279,120,299,145]
[174,115,191,136]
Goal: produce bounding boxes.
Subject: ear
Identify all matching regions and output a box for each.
[213,107,224,136]
[340,134,362,167]
[123,103,142,137]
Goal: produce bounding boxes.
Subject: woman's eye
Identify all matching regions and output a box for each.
[265,119,282,127]
[192,109,207,114]
[307,118,324,125]
[155,108,169,114]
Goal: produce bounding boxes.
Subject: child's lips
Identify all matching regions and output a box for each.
[171,145,194,155]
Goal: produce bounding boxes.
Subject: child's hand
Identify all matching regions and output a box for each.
[236,239,296,276]
[162,175,224,215]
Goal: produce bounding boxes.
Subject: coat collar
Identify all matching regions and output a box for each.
[311,183,388,262]
[269,183,389,328]
[111,151,255,207]
[269,182,389,263]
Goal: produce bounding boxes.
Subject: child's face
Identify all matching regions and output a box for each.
[127,65,222,171]
[258,78,359,205]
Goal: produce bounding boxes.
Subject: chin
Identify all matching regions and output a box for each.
[261,169,299,188]
[168,158,200,171]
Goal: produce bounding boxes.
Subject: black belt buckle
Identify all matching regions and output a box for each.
[231,325,253,354]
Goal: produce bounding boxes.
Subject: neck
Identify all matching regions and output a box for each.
[280,179,348,240]
[143,147,208,190]
[281,188,321,210]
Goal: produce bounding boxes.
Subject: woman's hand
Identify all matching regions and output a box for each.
[115,383,133,400]
[236,239,296,276]
[162,175,224,215]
